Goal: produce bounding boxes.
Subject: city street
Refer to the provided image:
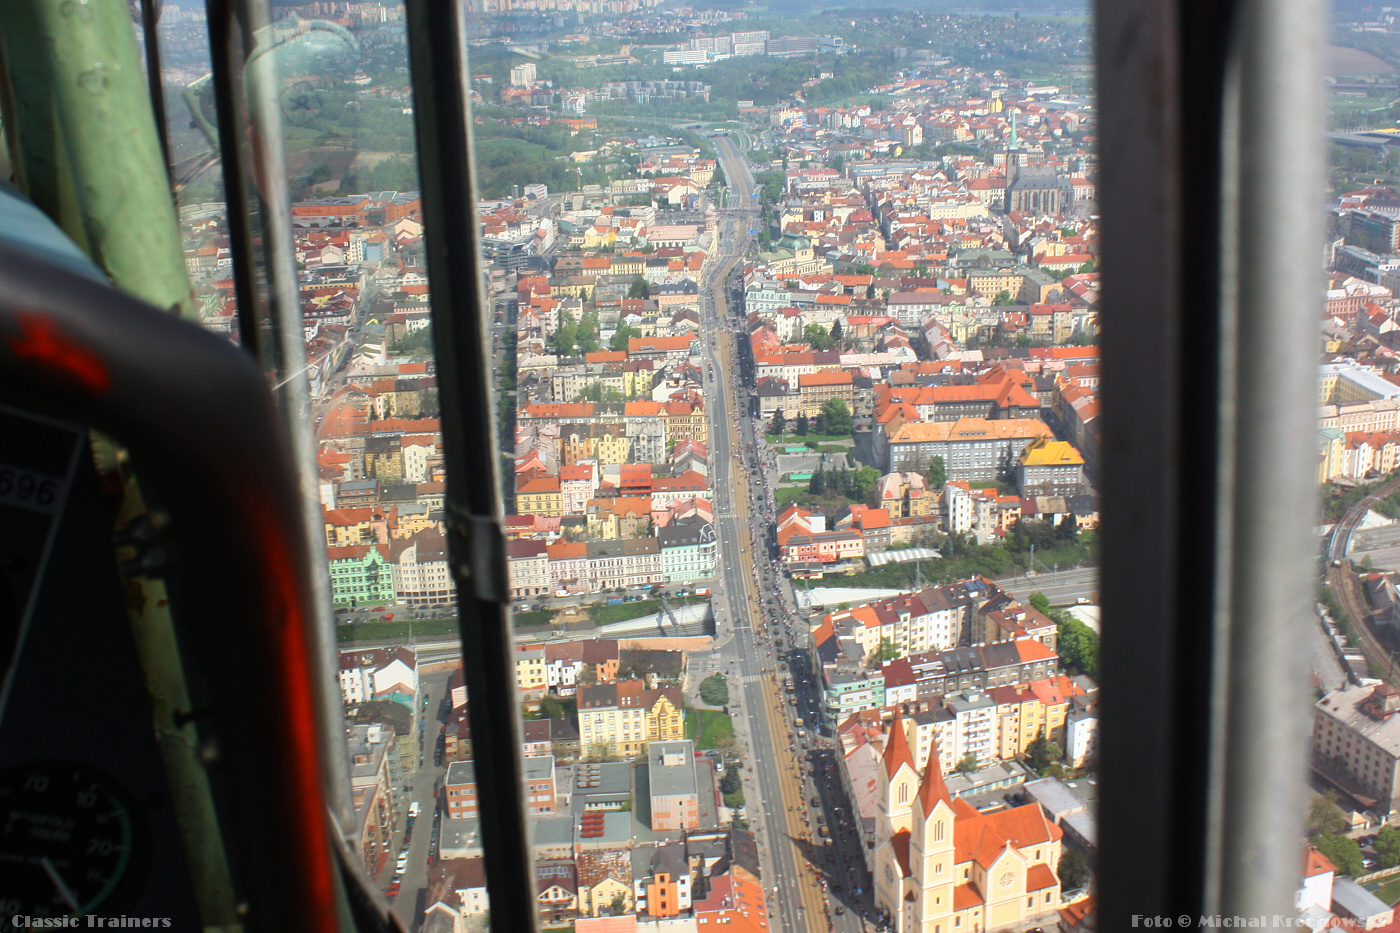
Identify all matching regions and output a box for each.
[701,135,871,933]
[385,668,453,930]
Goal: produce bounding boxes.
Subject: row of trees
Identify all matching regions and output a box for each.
[1308,793,1400,877]
[808,463,882,501]
[1030,591,1101,681]
[771,399,854,438]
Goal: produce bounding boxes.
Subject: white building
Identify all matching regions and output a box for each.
[945,690,996,764]
[943,481,973,535]
[338,646,419,706]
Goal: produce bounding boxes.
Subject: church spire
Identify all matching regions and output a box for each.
[1010,110,1019,149]
[883,713,917,780]
[916,734,953,815]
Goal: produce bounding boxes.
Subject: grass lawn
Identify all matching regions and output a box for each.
[590,595,704,625]
[815,443,850,453]
[513,609,553,628]
[833,535,1098,589]
[686,709,735,749]
[775,487,809,507]
[1372,877,1400,904]
[764,432,853,445]
[336,619,460,643]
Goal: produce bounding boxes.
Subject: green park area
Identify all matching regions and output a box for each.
[686,708,736,750]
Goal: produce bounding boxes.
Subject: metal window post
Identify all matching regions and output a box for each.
[401,1,539,930]
[1097,0,1322,924]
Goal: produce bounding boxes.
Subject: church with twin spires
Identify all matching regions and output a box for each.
[874,714,1066,933]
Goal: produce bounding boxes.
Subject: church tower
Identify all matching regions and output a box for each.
[876,714,920,931]
[911,738,957,933]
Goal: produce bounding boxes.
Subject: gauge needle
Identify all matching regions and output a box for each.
[41,856,81,914]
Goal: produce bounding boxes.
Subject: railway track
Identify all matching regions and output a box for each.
[1327,477,1400,683]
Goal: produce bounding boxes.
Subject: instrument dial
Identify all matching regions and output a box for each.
[0,762,148,924]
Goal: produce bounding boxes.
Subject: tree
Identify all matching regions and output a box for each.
[576,311,600,354]
[720,766,745,808]
[993,289,1014,305]
[610,324,641,351]
[628,276,650,299]
[852,465,881,503]
[1057,614,1101,681]
[953,754,979,775]
[796,413,809,436]
[810,465,826,495]
[820,398,853,436]
[926,455,947,489]
[587,742,620,762]
[700,673,729,706]
[804,323,835,351]
[1312,834,1364,877]
[1308,793,1350,837]
[551,309,578,356]
[1378,825,1400,869]
[609,892,629,916]
[1029,591,1052,615]
[830,319,843,347]
[771,410,787,436]
[876,637,901,662]
[1058,847,1091,891]
[1025,733,1063,774]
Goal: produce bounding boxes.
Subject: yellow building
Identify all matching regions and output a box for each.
[1319,428,1345,483]
[662,403,708,443]
[876,717,1063,933]
[878,472,932,520]
[393,509,442,540]
[578,681,684,759]
[988,675,1077,760]
[585,497,653,540]
[516,646,547,694]
[644,691,685,745]
[596,432,631,466]
[517,476,564,516]
[581,225,617,249]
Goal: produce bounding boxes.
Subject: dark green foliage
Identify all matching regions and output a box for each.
[1377,825,1400,869]
[926,455,947,489]
[611,325,642,351]
[804,323,836,351]
[1026,733,1064,774]
[1058,848,1092,891]
[391,323,434,355]
[1056,614,1100,681]
[700,673,729,706]
[1312,834,1364,877]
[816,398,852,436]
